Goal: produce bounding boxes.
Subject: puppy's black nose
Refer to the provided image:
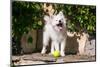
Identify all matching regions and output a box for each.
[59,20,61,23]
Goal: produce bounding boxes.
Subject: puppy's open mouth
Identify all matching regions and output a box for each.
[56,22,63,27]
[56,22,63,31]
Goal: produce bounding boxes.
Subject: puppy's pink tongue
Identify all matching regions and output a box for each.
[59,27,63,31]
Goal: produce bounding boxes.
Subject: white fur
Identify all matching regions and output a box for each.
[41,11,67,56]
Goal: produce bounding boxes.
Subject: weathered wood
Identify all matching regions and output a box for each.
[36,29,43,51]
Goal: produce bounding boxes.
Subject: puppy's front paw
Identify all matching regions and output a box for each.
[41,53,47,56]
[41,53,45,56]
[61,52,65,56]
[41,49,46,54]
[41,51,45,54]
[41,51,46,56]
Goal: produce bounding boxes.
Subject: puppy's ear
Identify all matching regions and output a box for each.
[59,11,64,16]
[44,15,50,24]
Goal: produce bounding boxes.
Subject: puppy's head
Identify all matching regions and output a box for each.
[51,11,66,32]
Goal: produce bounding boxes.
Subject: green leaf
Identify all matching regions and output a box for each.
[27,36,33,44]
[38,21,42,26]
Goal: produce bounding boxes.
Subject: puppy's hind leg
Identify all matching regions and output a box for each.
[41,32,50,54]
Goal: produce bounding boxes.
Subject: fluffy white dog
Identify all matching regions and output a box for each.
[41,11,67,56]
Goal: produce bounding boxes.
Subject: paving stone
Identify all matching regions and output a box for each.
[12,53,95,65]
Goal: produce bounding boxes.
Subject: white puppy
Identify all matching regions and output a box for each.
[41,11,67,56]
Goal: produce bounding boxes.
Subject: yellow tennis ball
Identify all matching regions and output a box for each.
[52,50,60,57]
